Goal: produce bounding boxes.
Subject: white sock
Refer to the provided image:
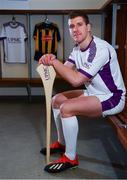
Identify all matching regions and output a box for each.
[61,116,78,160]
[53,108,65,145]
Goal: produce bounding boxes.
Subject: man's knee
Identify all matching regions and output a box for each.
[52,93,63,108]
[52,94,58,108]
[60,103,71,118]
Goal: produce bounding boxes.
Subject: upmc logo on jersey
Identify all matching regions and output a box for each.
[42,35,53,42]
[7,37,21,43]
[84,62,91,69]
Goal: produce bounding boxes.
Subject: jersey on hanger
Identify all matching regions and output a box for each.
[33,22,61,61]
[0,21,27,63]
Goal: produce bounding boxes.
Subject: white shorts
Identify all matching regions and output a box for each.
[84,90,125,117]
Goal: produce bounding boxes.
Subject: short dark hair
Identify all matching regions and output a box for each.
[68,11,89,25]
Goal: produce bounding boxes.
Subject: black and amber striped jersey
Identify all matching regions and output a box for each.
[33,22,61,61]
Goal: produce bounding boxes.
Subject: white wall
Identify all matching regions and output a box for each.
[0,0,29,10]
[29,0,108,10]
[0,0,110,10]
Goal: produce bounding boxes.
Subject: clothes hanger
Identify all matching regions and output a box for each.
[44,15,51,24]
[12,16,17,25]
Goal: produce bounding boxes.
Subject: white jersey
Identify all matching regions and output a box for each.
[67,36,126,112]
[0,21,27,63]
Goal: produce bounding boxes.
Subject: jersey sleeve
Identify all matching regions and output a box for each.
[20,23,27,40]
[56,26,61,42]
[53,23,61,42]
[22,24,27,40]
[33,25,37,39]
[78,47,110,79]
[66,47,76,65]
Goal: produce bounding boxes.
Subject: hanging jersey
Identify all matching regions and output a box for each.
[33,22,61,61]
[0,22,27,63]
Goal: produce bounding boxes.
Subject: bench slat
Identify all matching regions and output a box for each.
[108,99,127,151]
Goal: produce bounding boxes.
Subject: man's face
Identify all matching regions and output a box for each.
[68,16,90,45]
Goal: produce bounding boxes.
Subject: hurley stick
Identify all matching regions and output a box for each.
[36,64,56,164]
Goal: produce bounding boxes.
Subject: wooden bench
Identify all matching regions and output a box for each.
[108,99,127,151]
